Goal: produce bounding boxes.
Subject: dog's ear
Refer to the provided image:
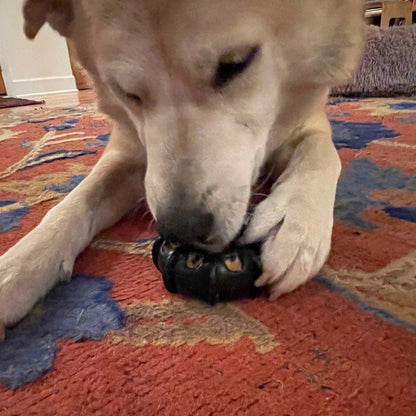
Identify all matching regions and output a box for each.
[23,0,74,39]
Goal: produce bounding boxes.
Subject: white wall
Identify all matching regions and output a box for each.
[0,0,77,97]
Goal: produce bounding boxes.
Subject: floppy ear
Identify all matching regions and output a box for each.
[23,0,74,39]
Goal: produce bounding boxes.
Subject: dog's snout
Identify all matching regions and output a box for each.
[157,207,214,246]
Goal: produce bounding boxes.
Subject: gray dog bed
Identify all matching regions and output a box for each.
[332,24,416,97]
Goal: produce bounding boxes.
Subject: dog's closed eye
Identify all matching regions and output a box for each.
[111,82,143,106]
[214,45,259,89]
[125,92,143,105]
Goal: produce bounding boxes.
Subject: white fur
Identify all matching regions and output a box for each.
[0,0,364,336]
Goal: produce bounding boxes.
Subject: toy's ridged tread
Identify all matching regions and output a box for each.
[152,238,263,305]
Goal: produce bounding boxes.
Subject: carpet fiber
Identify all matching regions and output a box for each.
[333,25,416,97]
[0,98,415,415]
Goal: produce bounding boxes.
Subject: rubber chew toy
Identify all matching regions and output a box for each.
[152,238,263,305]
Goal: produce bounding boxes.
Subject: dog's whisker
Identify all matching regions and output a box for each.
[139,209,152,221]
[137,197,146,206]
[147,218,157,232]
[127,197,148,218]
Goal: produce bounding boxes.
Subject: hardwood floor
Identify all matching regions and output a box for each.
[31,89,96,107]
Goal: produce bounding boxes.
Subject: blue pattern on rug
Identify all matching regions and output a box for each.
[330,120,399,149]
[96,133,110,142]
[43,119,79,131]
[389,102,416,110]
[0,275,124,390]
[0,201,30,233]
[328,98,359,105]
[335,158,416,229]
[46,175,85,193]
[383,206,416,223]
[87,133,110,147]
[136,237,157,244]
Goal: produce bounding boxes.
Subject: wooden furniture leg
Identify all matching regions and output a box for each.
[380,1,413,26]
[0,66,6,95]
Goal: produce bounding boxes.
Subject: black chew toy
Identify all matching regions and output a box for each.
[152,238,263,305]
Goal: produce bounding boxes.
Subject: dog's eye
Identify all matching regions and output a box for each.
[112,83,143,105]
[125,92,143,105]
[214,45,259,89]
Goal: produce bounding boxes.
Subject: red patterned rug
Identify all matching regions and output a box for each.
[0,97,415,415]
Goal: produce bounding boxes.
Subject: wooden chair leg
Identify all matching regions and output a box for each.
[0,66,6,95]
[381,1,413,27]
[67,41,93,91]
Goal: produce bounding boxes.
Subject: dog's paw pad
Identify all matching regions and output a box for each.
[254,270,276,288]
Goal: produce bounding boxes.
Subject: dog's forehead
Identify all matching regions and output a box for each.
[91,0,271,68]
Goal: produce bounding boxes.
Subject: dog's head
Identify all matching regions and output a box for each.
[24,0,363,250]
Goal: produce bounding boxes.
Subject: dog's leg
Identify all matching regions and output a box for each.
[0,123,146,337]
[241,110,341,300]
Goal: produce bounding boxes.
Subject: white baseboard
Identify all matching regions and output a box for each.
[7,75,77,97]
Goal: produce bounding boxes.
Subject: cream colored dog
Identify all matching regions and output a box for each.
[0,0,364,337]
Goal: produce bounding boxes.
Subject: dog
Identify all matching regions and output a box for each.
[0,0,364,338]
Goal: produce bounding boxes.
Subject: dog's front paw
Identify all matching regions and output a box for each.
[0,236,75,333]
[241,187,333,300]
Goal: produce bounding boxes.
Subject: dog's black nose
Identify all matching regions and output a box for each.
[157,208,214,245]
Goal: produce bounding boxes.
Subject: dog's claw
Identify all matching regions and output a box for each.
[254,271,274,287]
[59,260,73,283]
